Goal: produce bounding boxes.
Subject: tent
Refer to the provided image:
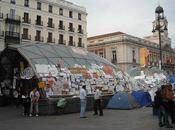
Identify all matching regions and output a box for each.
[107,92,140,109]
[131,91,152,107]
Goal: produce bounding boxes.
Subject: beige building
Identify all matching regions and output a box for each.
[87,32,175,73]
[0,0,87,51]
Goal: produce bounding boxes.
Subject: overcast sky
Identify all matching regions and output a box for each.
[68,0,175,47]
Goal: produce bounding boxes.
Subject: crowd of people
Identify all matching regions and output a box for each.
[154,84,175,128]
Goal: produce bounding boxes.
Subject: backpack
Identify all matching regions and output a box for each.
[163,86,174,101]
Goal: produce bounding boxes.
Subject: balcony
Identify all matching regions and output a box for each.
[0,13,3,19]
[68,41,75,46]
[47,38,55,43]
[5,31,20,44]
[77,43,84,48]
[78,29,84,34]
[58,40,66,45]
[22,18,31,24]
[47,23,54,28]
[58,25,65,30]
[68,27,75,32]
[5,14,21,24]
[35,20,43,26]
[22,34,31,40]
[35,36,44,42]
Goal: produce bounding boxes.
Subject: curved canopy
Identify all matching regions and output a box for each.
[7,43,120,77]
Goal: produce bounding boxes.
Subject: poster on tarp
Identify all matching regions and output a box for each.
[20,67,34,79]
[35,64,58,77]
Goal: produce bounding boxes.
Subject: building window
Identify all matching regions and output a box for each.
[36,15,42,25]
[78,25,83,34]
[78,38,82,47]
[78,13,81,20]
[37,2,41,10]
[59,8,63,15]
[48,5,52,13]
[68,23,74,32]
[48,18,53,28]
[132,49,136,63]
[99,52,104,58]
[59,20,64,30]
[22,28,29,39]
[24,0,29,7]
[112,50,117,63]
[48,32,52,42]
[69,11,73,18]
[69,36,73,46]
[11,0,15,4]
[35,30,41,41]
[23,12,29,23]
[59,34,64,44]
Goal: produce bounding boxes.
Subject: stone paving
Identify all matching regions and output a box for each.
[0,106,174,130]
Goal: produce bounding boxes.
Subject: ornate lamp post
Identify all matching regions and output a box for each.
[152,6,167,70]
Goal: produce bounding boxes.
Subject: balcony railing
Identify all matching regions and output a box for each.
[47,38,55,43]
[78,29,84,34]
[58,25,65,30]
[35,36,44,42]
[77,43,84,47]
[111,59,117,64]
[22,18,31,24]
[5,31,20,38]
[68,41,75,46]
[35,20,43,26]
[22,34,31,40]
[47,23,55,28]
[68,27,75,32]
[58,40,66,45]
[6,14,21,21]
[0,13,3,19]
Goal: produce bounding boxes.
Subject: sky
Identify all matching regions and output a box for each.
[68,0,175,47]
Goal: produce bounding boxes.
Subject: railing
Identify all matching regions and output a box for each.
[47,38,55,43]
[58,25,65,30]
[68,27,75,32]
[35,36,44,42]
[22,34,31,40]
[0,13,3,19]
[5,31,20,38]
[58,40,66,45]
[6,14,21,21]
[77,43,84,47]
[35,20,43,26]
[111,59,117,64]
[22,18,31,24]
[68,41,75,46]
[47,23,55,28]
[78,29,84,34]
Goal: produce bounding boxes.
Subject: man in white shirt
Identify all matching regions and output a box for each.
[79,85,87,118]
[93,88,103,116]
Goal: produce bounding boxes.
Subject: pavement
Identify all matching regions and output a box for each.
[0,106,174,130]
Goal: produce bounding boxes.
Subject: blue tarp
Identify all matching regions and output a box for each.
[168,75,175,84]
[107,92,140,109]
[131,91,152,107]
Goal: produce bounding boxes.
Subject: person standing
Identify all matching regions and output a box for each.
[79,85,87,118]
[29,88,40,117]
[22,92,30,116]
[93,88,103,116]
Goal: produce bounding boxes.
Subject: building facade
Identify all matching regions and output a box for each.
[87,32,175,73]
[0,0,87,51]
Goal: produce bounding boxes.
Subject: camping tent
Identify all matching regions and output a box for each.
[131,91,152,107]
[107,92,140,109]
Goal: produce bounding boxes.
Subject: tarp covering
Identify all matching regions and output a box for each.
[131,91,152,107]
[107,92,140,109]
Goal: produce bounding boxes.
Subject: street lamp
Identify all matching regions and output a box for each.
[152,6,168,70]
